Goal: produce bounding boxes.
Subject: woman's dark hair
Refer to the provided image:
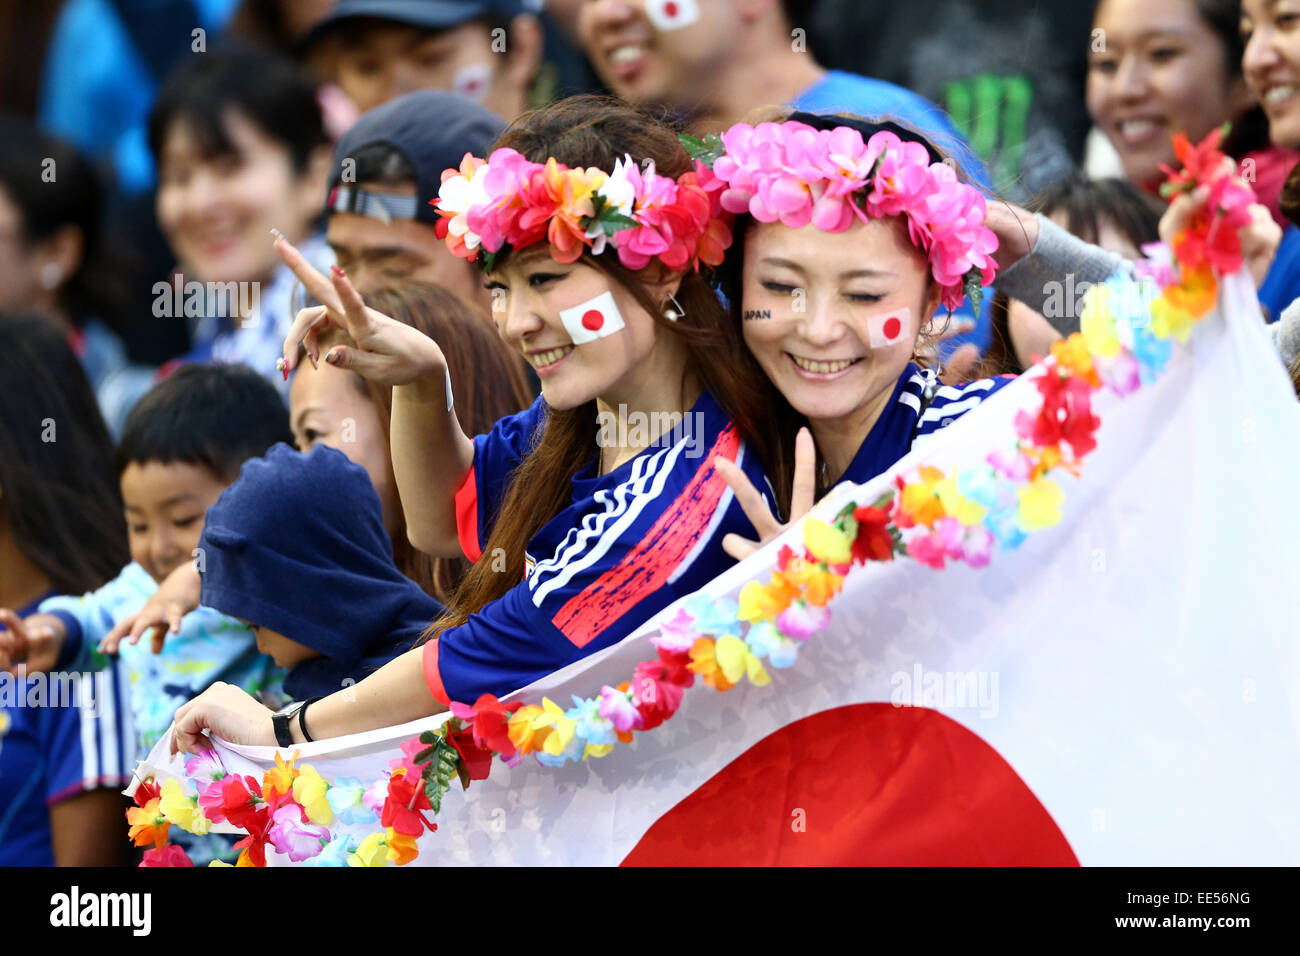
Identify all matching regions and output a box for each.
[116,362,294,482]
[425,94,793,640]
[0,314,129,595]
[312,282,533,603]
[981,174,1164,376]
[148,39,328,174]
[0,116,136,333]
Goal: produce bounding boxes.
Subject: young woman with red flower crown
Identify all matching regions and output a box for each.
[170,96,797,750]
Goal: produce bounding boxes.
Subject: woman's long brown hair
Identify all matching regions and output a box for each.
[424,95,792,641]
[314,281,533,603]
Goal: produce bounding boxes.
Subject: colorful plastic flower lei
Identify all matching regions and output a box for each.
[431,148,732,273]
[150,130,1248,867]
[684,120,1000,312]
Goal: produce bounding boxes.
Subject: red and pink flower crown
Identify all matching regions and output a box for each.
[431,148,733,273]
[691,118,1000,311]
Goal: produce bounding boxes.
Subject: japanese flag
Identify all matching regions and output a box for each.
[867,307,911,349]
[560,291,626,345]
[453,63,492,102]
[645,0,700,31]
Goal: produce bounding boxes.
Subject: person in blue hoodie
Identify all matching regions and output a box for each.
[197,443,443,705]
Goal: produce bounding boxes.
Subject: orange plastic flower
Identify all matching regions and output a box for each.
[897,465,948,528]
[1050,333,1101,388]
[126,798,170,849]
[687,637,735,691]
[262,749,300,800]
[385,828,420,866]
[507,704,550,755]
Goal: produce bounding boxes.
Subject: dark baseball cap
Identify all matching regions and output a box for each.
[299,0,534,52]
[327,89,506,226]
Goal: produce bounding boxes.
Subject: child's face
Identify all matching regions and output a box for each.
[120,461,231,585]
[245,622,321,669]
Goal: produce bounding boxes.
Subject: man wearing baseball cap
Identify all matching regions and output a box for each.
[300,0,546,121]
[323,88,505,316]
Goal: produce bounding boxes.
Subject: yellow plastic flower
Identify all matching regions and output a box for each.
[584,743,615,760]
[934,474,987,527]
[1079,287,1121,358]
[208,860,233,867]
[898,465,948,527]
[158,778,211,835]
[1050,333,1101,387]
[738,578,796,623]
[687,637,734,691]
[126,798,169,849]
[714,634,772,687]
[348,832,389,867]
[1017,477,1065,530]
[781,561,843,607]
[292,765,334,826]
[803,518,852,565]
[262,749,300,800]
[385,828,419,866]
[532,697,577,756]
[507,704,548,754]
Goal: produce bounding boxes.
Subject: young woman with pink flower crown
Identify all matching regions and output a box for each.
[168,96,797,751]
[698,109,1282,557]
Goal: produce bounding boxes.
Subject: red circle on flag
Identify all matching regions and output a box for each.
[581,309,604,331]
[883,316,902,340]
[664,1,679,17]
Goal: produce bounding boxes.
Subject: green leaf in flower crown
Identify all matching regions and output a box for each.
[678,132,725,167]
[872,490,895,510]
[963,268,984,316]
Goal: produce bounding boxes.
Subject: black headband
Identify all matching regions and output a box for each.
[784,111,946,167]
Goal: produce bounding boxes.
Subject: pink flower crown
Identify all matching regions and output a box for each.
[690,119,999,311]
[431,148,733,273]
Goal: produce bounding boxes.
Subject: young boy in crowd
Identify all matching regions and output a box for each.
[0,362,291,861]
[196,442,442,709]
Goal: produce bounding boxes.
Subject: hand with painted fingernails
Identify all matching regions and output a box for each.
[272,231,449,387]
[714,426,819,561]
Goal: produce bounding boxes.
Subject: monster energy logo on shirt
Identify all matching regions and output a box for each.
[944,72,1033,195]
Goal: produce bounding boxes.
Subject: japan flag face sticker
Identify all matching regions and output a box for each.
[452,63,492,102]
[645,0,700,31]
[560,291,627,345]
[865,307,912,349]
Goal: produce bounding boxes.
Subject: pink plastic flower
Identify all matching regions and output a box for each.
[597,685,643,733]
[267,802,329,862]
[774,599,831,641]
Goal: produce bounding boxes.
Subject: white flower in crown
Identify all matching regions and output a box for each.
[585,154,641,253]
[437,162,492,250]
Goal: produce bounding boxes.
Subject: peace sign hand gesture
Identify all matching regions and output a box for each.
[714,427,819,561]
[275,233,447,387]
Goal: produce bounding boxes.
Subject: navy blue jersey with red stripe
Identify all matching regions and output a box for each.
[0,594,135,865]
[430,390,773,704]
[842,363,1016,484]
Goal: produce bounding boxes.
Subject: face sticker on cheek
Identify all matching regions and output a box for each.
[865,306,912,349]
[452,63,492,101]
[645,0,700,31]
[560,290,627,344]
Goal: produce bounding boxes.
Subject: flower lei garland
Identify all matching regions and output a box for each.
[431,148,732,274]
[136,128,1249,867]
[683,120,1000,312]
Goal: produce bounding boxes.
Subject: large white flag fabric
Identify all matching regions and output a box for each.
[132,271,1300,865]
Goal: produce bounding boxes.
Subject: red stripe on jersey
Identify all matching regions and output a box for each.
[454,466,482,563]
[422,639,449,706]
[550,425,740,648]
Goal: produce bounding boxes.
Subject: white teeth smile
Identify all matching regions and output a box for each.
[529,346,573,368]
[1118,119,1160,139]
[1265,85,1298,105]
[609,45,646,64]
[791,355,857,374]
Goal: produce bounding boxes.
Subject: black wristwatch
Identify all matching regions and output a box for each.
[271,709,296,748]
